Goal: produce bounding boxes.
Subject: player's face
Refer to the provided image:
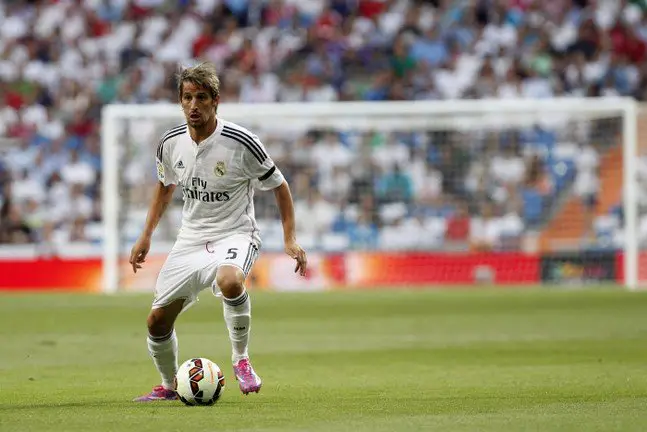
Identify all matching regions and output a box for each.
[181,81,218,128]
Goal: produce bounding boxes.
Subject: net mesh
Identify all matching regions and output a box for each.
[637,108,647,283]
[113,105,626,289]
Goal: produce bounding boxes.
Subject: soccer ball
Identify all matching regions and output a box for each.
[175,358,225,406]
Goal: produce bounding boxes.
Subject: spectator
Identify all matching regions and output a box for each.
[573,142,601,237]
[61,149,96,188]
[348,209,379,250]
[239,67,280,103]
[294,190,337,240]
[445,201,471,245]
[390,35,416,79]
[311,130,354,179]
[376,164,414,205]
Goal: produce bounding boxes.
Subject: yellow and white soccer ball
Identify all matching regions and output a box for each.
[175,357,225,406]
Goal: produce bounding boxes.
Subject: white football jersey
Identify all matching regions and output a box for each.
[155,118,284,247]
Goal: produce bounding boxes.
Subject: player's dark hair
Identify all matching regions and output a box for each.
[177,62,221,100]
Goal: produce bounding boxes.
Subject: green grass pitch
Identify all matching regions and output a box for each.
[1,287,647,431]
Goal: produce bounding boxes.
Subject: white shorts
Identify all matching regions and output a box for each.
[152,235,259,311]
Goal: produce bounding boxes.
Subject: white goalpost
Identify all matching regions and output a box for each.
[101,98,638,293]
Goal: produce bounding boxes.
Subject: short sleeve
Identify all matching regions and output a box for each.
[241,133,285,191]
[156,138,177,186]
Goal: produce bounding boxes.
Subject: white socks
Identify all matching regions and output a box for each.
[147,329,178,390]
[145,290,250,387]
[222,290,251,364]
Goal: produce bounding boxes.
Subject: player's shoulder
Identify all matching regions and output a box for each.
[220,119,259,142]
[160,123,188,144]
[219,119,267,163]
[157,123,188,160]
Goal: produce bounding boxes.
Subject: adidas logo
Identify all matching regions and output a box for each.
[175,160,185,169]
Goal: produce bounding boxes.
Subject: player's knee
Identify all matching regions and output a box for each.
[146,298,185,337]
[216,266,245,298]
[147,310,174,338]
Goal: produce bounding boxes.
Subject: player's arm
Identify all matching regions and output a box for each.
[141,181,176,238]
[130,182,176,273]
[240,131,307,276]
[130,144,178,274]
[273,180,307,276]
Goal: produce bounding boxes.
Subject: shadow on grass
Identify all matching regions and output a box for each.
[0,398,278,411]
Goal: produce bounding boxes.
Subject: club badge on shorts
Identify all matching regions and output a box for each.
[214,161,226,177]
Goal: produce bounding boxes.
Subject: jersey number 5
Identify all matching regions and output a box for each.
[225,248,238,259]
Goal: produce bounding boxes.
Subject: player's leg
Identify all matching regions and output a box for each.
[208,239,261,394]
[134,299,185,402]
[135,247,200,402]
[216,264,262,394]
[217,265,252,361]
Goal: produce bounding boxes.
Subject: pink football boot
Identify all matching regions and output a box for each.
[133,385,178,402]
[233,359,262,395]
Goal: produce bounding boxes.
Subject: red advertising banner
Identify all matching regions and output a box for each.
[345,252,540,287]
[615,251,647,283]
[0,251,548,292]
[0,258,102,291]
[250,253,346,291]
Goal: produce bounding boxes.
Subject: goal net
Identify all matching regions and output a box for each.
[101,99,638,293]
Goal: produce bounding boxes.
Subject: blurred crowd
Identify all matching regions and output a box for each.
[0,0,644,250]
[241,119,615,252]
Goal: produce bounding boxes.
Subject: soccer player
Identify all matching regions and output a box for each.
[130,62,307,401]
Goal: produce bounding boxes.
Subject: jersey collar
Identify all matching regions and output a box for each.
[204,116,224,143]
[192,117,224,148]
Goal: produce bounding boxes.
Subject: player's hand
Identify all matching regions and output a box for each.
[285,240,307,276]
[129,235,151,274]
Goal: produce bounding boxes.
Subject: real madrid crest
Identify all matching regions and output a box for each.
[214,161,226,176]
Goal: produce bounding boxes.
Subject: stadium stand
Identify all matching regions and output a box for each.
[0,0,646,252]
